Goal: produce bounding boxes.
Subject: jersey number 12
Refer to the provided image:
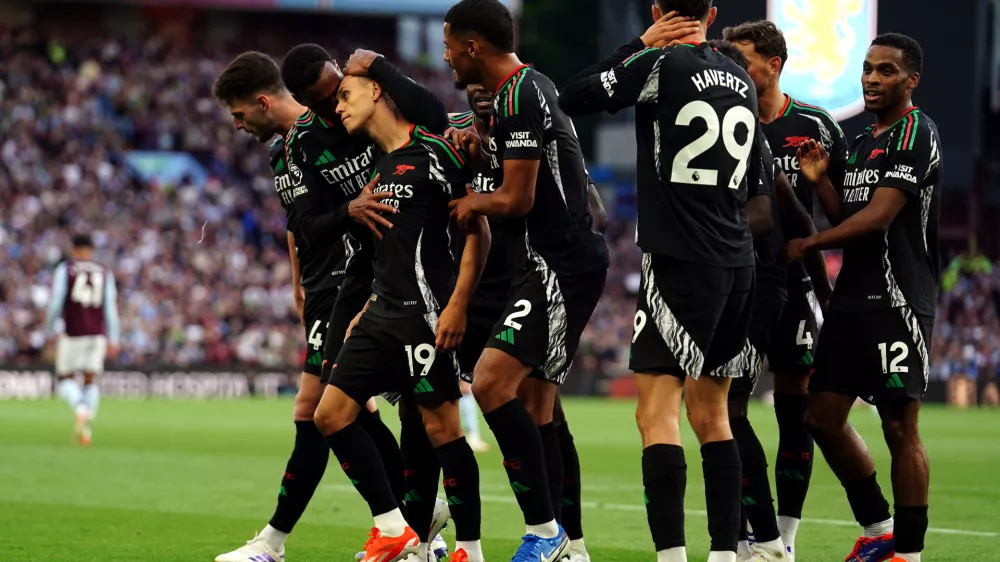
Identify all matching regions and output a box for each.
[671,101,756,189]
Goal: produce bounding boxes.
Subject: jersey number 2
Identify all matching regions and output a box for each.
[70,272,104,308]
[671,101,756,189]
[503,300,532,331]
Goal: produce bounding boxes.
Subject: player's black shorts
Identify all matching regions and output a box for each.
[330,300,462,408]
[810,307,933,404]
[301,289,338,376]
[320,287,372,384]
[630,253,755,379]
[484,268,606,385]
[720,287,786,395]
[767,276,820,377]
[459,302,506,384]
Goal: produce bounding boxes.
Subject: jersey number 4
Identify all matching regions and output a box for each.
[671,101,756,189]
[70,272,105,308]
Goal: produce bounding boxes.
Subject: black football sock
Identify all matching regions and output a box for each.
[893,504,928,553]
[843,472,892,527]
[267,421,330,533]
[642,444,687,550]
[730,416,781,543]
[326,421,399,517]
[538,422,564,524]
[357,407,407,515]
[436,437,482,542]
[399,414,440,541]
[773,393,814,518]
[557,422,584,540]
[702,440,742,553]
[483,399,554,525]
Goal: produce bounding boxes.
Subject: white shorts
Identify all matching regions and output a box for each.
[56,335,107,375]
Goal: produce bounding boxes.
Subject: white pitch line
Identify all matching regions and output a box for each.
[325,485,999,539]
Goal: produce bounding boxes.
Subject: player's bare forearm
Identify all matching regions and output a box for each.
[449,216,491,311]
[472,159,539,218]
[369,56,448,133]
[587,180,609,233]
[802,188,907,251]
[776,170,817,240]
[814,175,843,225]
[806,250,833,310]
[746,194,774,240]
[287,231,302,288]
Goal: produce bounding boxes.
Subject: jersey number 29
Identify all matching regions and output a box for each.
[671,101,756,189]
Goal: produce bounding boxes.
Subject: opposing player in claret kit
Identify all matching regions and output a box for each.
[447,81,609,561]
[722,23,838,554]
[312,69,490,562]
[45,233,120,447]
[559,1,765,560]
[442,0,610,559]
[211,50,446,562]
[786,34,940,562]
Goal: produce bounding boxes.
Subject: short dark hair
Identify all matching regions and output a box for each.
[655,0,713,20]
[71,234,93,249]
[444,0,515,53]
[871,33,923,74]
[722,20,788,71]
[708,39,749,72]
[281,43,333,98]
[213,51,284,104]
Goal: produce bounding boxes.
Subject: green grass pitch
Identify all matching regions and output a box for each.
[0,397,997,561]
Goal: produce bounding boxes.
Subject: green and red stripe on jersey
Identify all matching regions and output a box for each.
[495,64,530,118]
[412,126,467,168]
[894,107,921,151]
[449,111,475,129]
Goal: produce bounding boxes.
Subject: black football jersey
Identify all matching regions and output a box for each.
[368,126,473,316]
[489,66,609,283]
[763,96,849,213]
[284,111,373,295]
[750,131,787,302]
[559,42,756,267]
[830,107,942,319]
[449,112,510,306]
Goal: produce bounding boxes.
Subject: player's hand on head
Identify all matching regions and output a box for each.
[784,238,811,263]
[435,304,467,351]
[796,139,830,183]
[448,185,481,226]
[640,11,701,48]
[343,49,382,76]
[349,173,397,239]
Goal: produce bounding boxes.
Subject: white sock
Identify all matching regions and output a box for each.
[657,546,687,562]
[569,538,588,556]
[863,518,893,537]
[777,515,799,551]
[259,524,289,550]
[81,383,100,419]
[373,508,408,537]
[455,540,484,561]
[58,378,83,411]
[756,537,786,555]
[706,551,737,562]
[737,540,751,558]
[417,543,428,559]
[525,519,559,539]
[459,393,481,441]
[896,553,921,562]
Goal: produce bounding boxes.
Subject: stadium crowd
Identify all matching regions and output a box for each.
[1,23,998,393]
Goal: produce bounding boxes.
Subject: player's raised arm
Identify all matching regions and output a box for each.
[797,139,842,224]
[558,12,698,116]
[344,49,449,133]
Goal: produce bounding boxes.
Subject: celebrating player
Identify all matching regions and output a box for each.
[559,2,761,561]
[443,0,610,559]
[314,71,490,562]
[786,34,940,562]
[211,51,417,562]
[723,23,839,553]
[45,233,120,447]
[280,44,461,561]
[447,81,609,561]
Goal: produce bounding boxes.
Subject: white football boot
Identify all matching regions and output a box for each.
[215,532,285,562]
